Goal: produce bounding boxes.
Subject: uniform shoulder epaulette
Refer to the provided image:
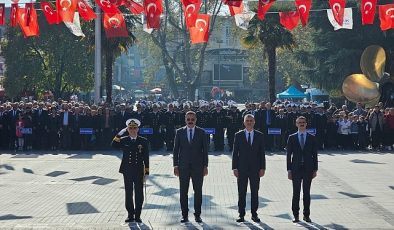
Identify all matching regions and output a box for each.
[138,136,148,141]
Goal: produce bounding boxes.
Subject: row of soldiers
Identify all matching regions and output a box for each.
[0,99,334,151]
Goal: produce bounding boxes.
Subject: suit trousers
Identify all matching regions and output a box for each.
[123,171,144,218]
[291,165,313,217]
[237,172,260,217]
[179,164,204,217]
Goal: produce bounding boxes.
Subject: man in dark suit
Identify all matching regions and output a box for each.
[173,111,208,223]
[232,114,266,223]
[287,116,318,223]
[112,118,149,223]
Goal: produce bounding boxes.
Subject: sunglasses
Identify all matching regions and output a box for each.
[186,118,195,121]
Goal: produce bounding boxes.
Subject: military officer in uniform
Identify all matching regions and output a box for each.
[112,119,149,223]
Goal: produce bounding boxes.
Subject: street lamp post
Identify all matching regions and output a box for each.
[217,39,223,98]
[94,7,102,104]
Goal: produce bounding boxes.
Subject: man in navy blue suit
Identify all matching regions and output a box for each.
[173,111,209,223]
[286,116,318,223]
[232,114,266,223]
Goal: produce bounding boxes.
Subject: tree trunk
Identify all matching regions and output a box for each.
[188,82,196,100]
[162,52,179,98]
[267,46,277,103]
[105,52,114,104]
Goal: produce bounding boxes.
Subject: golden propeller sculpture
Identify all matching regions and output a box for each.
[342,45,387,106]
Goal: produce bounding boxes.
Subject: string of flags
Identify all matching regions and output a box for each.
[0,0,393,42]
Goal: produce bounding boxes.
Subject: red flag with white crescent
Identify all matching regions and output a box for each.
[229,1,244,16]
[124,0,144,14]
[361,0,377,25]
[279,11,300,30]
[57,0,78,22]
[379,4,394,31]
[257,0,275,21]
[0,4,5,25]
[295,0,311,26]
[95,0,121,14]
[329,0,346,26]
[10,3,19,27]
[144,0,163,29]
[17,8,40,37]
[189,14,210,44]
[103,12,129,37]
[223,0,242,7]
[183,0,201,28]
[77,0,97,21]
[41,2,61,24]
[25,3,33,26]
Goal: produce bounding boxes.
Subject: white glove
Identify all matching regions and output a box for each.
[118,128,128,136]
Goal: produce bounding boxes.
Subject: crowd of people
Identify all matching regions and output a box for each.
[0,98,393,152]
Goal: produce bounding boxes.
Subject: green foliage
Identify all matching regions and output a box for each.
[1,13,94,99]
[294,0,394,94]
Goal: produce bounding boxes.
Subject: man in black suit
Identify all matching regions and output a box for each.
[173,111,208,223]
[287,116,318,223]
[112,118,149,223]
[232,114,266,223]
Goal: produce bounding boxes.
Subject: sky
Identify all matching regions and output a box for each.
[2,0,35,7]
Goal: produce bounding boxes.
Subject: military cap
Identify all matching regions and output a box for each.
[126,118,141,128]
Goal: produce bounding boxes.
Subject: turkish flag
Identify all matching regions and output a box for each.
[182,0,200,5]
[223,0,242,7]
[124,0,144,14]
[257,0,275,21]
[0,4,5,25]
[77,0,97,21]
[279,11,300,30]
[329,0,346,26]
[95,0,121,14]
[379,4,394,31]
[108,0,124,6]
[10,4,19,27]
[103,12,129,37]
[41,2,61,24]
[144,0,163,29]
[183,0,201,28]
[25,3,34,26]
[189,14,210,44]
[57,0,78,22]
[17,8,40,37]
[295,0,311,26]
[361,0,377,25]
[229,1,244,16]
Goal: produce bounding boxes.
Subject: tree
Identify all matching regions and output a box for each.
[1,13,94,99]
[295,0,394,93]
[242,11,295,102]
[142,0,224,99]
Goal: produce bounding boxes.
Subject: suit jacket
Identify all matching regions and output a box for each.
[173,126,208,168]
[232,130,266,173]
[286,132,318,173]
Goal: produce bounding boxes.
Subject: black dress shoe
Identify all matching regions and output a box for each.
[251,216,261,223]
[135,217,142,223]
[125,216,135,222]
[303,216,312,223]
[180,217,189,223]
[292,218,300,223]
[236,217,245,222]
[195,216,202,223]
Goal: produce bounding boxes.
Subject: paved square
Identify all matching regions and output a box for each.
[1,149,394,229]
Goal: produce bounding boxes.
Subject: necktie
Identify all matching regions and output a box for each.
[248,132,251,146]
[189,129,193,143]
[300,133,305,150]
